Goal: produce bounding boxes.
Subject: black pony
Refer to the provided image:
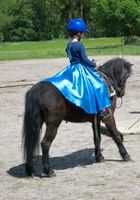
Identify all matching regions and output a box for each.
[23,57,132,177]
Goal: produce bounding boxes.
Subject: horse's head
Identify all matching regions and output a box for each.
[100,57,133,97]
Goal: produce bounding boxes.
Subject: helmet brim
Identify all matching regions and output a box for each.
[66,26,90,33]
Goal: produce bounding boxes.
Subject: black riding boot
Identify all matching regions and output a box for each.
[100,108,111,119]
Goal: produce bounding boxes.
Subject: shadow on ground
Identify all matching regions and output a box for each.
[7,148,95,178]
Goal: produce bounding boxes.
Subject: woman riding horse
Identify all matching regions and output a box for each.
[23,19,132,177]
[43,18,111,119]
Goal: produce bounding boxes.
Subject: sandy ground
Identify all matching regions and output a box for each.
[0,56,140,200]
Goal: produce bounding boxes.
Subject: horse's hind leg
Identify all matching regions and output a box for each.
[104,115,131,161]
[41,121,61,177]
[92,116,104,162]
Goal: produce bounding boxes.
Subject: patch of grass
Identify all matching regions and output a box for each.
[0,39,67,60]
[87,45,140,56]
[83,37,122,47]
[0,37,139,61]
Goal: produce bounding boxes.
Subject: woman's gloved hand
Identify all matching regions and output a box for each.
[92,59,101,69]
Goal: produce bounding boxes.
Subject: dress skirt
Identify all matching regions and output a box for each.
[41,63,111,114]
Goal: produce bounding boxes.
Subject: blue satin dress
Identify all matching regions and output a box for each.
[41,42,111,114]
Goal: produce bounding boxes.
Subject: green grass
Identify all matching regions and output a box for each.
[0,37,139,61]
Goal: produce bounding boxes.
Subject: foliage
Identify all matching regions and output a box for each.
[0,0,139,42]
[3,1,36,42]
[0,0,16,41]
[91,0,140,38]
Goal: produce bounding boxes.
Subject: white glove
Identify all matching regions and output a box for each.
[95,61,101,68]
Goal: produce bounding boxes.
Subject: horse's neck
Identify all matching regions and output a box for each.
[99,68,116,89]
[98,70,113,88]
[98,70,108,80]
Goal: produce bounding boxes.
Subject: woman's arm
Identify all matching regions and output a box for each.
[80,43,96,67]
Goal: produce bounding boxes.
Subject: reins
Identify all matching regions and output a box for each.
[116,97,123,109]
[99,70,123,109]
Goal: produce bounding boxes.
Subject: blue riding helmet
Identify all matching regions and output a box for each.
[66,18,90,32]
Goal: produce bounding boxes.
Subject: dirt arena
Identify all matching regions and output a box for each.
[0,56,140,200]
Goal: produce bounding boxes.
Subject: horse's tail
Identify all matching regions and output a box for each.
[22,87,43,176]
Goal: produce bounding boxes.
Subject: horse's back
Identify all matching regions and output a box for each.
[29,82,67,122]
[28,82,95,123]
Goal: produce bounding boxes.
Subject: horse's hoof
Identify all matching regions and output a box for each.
[40,169,56,178]
[123,154,132,162]
[25,166,35,177]
[95,154,105,163]
[26,173,34,178]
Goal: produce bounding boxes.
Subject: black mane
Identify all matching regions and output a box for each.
[100,57,132,80]
[99,57,133,97]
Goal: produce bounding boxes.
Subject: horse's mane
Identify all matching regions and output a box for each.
[100,57,132,80]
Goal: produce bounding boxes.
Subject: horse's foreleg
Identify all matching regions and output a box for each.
[41,123,60,177]
[104,115,131,161]
[92,116,104,162]
[100,125,124,142]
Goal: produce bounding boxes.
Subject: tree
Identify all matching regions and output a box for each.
[2,0,36,41]
[0,0,16,41]
[91,0,140,38]
[0,0,139,41]
[44,0,66,39]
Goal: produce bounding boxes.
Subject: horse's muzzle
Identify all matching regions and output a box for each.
[117,89,125,97]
